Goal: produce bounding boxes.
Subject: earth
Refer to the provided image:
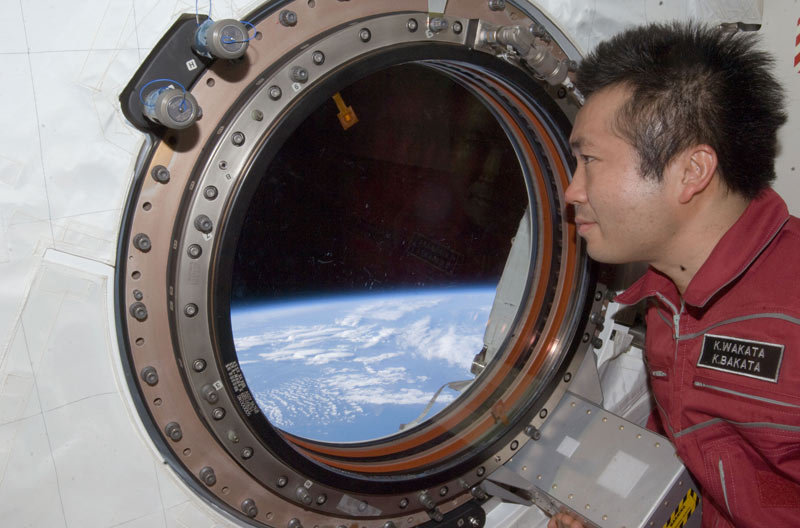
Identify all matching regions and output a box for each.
[230,287,494,442]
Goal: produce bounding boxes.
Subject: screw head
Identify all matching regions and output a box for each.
[251,109,264,121]
[192,358,206,372]
[212,407,226,420]
[130,302,148,321]
[453,21,463,34]
[151,165,170,183]
[269,85,282,100]
[194,215,213,234]
[241,498,257,518]
[279,10,298,26]
[312,51,325,65]
[133,233,152,252]
[407,18,418,32]
[290,66,309,83]
[187,244,202,259]
[399,498,409,509]
[203,186,218,200]
[165,422,182,441]
[184,303,198,317]
[359,28,371,42]
[141,366,159,386]
[231,131,245,146]
[539,408,548,419]
[199,466,216,486]
[277,476,288,487]
[241,447,254,459]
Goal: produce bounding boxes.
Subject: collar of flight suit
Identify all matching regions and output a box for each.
[615,188,790,310]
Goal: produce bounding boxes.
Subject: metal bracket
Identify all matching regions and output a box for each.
[418,500,486,528]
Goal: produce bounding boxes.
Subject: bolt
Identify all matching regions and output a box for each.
[279,10,298,27]
[539,408,548,419]
[199,466,217,486]
[429,17,448,33]
[192,358,206,372]
[212,407,225,420]
[218,160,228,170]
[430,508,443,522]
[359,28,371,42]
[582,332,590,343]
[384,522,397,528]
[510,440,519,450]
[316,494,327,505]
[151,165,170,184]
[277,476,288,487]
[312,51,325,65]
[132,289,143,301]
[269,86,282,100]
[477,466,485,477]
[296,486,312,505]
[407,18,418,32]
[231,131,245,146]
[187,244,202,259]
[592,337,604,349]
[595,290,603,301]
[133,233,152,252]
[357,501,368,512]
[241,498,258,518]
[241,447,254,459]
[227,430,239,443]
[471,486,488,500]
[488,0,506,11]
[589,311,603,324]
[251,109,264,121]
[564,372,572,382]
[201,384,218,403]
[439,486,448,496]
[194,214,213,234]
[399,498,409,509]
[141,366,159,386]
[290,66,309,83]
[203,186,218,200]
[525,425,542,440]
[468,516,481,527]
[287,519,303,528]
[557,86,567,99]
[165,422,182,441]
[419,491,435,509]
[184,303,198,317]
[130,302,148,321]
[453,21,463,34]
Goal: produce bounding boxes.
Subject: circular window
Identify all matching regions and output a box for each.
[117,3,600,527]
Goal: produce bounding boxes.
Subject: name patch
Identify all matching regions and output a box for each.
[698,334,784,383]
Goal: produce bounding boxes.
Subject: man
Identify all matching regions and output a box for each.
[549,21,798,528]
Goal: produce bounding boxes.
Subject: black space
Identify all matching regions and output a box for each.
[230,63,528,305]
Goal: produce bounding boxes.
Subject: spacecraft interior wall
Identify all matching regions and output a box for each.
[0,1,797,528]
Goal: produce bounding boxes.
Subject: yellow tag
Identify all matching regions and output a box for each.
[332,92,358,130]
[663,489,699,528]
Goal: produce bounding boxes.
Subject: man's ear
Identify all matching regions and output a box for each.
[677,145,718,204]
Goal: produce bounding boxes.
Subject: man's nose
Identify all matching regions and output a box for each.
[564,163,586,205]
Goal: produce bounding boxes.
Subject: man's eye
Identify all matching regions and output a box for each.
[581,155,595,164]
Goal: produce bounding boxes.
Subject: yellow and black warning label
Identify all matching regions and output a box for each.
[663,489,699,528]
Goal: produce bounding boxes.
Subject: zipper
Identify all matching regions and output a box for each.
[718,458,733,517]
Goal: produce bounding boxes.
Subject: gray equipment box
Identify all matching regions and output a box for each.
[484,393,701,528]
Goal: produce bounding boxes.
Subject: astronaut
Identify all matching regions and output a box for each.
[551,21,799,527]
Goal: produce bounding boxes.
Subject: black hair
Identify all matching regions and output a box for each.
[575,21,787,198]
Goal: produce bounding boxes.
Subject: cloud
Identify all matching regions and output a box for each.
[397,318,481,370]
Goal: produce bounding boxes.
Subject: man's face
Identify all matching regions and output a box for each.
[565,85,679,265]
